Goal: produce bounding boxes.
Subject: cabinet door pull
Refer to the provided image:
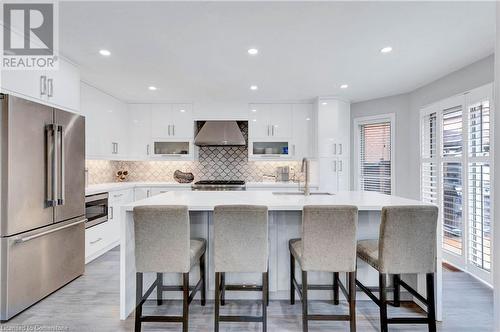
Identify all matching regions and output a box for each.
[339,160,343,172]
[172,125,175,136]
[40,76,47,96]
[146,144,150,155]
[267,125,270,136]
[333,160,337,172]
[90,237,103,245]
[168,125,171,136]
[339,144,343,155]
[47,78,54,97]
[109,206,114,219]
[333,143,337,155]
[115,142,119,154]
[292,144,296,156]
[272,125,275,136]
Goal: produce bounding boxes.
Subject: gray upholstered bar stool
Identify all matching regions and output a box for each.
[213,205,269,332]
[133,205,206,332]
[289,205,358,332]
[356,205,438,332]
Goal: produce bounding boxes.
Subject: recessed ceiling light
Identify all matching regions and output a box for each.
[99,49,111,56]
[179,109,185,113]
[251,109,257,112]
[340,84,349,89]
[148,86,157,91]
[321,102,328,105]
[380,46,393,54]
[252,119,257,122]
[250,85,258,91]
[306,117,311,121]
[248,48,259,55]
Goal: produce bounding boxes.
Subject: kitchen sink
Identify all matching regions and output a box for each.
[272,192,334,196]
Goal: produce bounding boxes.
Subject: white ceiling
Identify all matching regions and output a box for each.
[60,1,495,104]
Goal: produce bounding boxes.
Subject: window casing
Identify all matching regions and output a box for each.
[355,114,395,195]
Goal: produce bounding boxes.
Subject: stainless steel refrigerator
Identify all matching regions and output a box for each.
[0,94,86,321]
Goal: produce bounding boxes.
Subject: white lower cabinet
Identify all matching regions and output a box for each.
[85,189,134,263]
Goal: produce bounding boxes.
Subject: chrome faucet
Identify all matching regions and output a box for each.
[301,157,310,196]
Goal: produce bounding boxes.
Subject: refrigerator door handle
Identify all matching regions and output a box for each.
[13,219,86,244]
[45,124,57,207]
[57,125,65,206]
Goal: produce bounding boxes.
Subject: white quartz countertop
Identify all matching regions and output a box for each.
[85,181,316,195]
[123,190,428,212]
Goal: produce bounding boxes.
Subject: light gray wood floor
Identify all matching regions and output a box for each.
[1,247,494,331]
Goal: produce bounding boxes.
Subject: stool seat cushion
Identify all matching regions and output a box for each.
[289,238,303,265]
[357,239,380,270]
[190,238,206,268]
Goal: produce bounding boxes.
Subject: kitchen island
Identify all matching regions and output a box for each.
[120,190,442,321]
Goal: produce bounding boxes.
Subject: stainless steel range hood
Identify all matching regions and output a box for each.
[194,121,246,146]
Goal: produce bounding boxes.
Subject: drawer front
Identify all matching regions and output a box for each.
[109,189,133,205]
[85,222,113,259]
[3,219,84,320]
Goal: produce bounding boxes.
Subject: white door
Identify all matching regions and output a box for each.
[151,104,173,138]
[129,104,152,159]
[171,104,193,138]
[270,104,292,138]
[45,59,80,112]
[249,104,272,139]
[292,104,313,159]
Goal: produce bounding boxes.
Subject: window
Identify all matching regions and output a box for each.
[355,114,395,195]
[420,84,493,284]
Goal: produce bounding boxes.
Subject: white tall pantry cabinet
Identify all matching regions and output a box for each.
[315,98,351,193]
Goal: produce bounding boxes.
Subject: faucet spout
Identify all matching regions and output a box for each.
[301,158,310,196]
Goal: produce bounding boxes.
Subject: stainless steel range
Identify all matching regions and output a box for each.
[191,180,246,191]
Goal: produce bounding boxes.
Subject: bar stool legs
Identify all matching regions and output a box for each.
[427,273,437,332]
[393,274,401,307]
[134,253,206,332]
[357,272,437,332]
[333,272,340,305]
[302,271,308,332]
[291,267,357,332]
[290,253,295,305]
[379,274,388,332]
[214,271,268,332]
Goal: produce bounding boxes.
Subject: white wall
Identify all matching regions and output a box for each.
[351,54,494,199]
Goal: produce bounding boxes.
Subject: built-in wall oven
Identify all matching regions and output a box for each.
[85,193,109,228]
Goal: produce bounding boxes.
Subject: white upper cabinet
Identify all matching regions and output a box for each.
[317,99,350,158]
[80,83,129,159]
[1,57,80,112]
[292,104,314,159]
[128,104,152,159]
[249,103,292,139]
[151,103,193,139]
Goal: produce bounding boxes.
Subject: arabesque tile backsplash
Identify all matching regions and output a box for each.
[86,159,302,185]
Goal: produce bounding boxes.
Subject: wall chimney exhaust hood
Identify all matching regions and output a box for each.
[194,121,246,146]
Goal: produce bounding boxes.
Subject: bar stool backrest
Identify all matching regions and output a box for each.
[302,205,358,272]
[379,205,439,274]
[133,205,190,273]
[214,205,268,273]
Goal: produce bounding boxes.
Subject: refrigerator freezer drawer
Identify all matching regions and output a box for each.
[0,218,85,321]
